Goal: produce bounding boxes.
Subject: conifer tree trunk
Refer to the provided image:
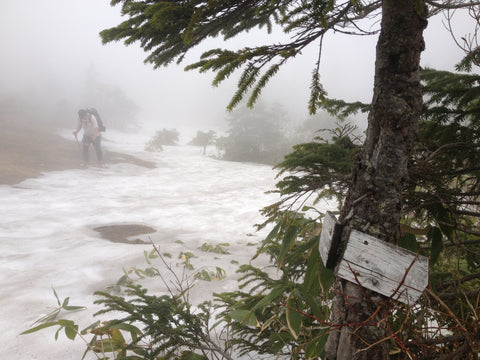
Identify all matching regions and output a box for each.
[324,1,427,359]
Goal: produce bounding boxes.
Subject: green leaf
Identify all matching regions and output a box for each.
[180,351,208,360]
[36,308,61,323]
[286,296,303,339]
[251,285,288,312]
[61,297,70,308]
[297,288,328,321]
[64,324,78,340]
[229,309,259,326]
[268,331,292,353]
[253,222,280,259]
[92,338,125,353]
[63,305,86,311]
[52,287,61,307]
[278,225,299,265]
[55,326,62,341]
[305,332,329,358]
[57,319,75,327]
[108,323,143,343]
[303,242,320,290]
[20,321,59,335]
[81,335,97,360]
[110,328,126,344]
[81,320,101,335]
[318,257,334,294]
[398,233,418,252]
[134,268,147,278]
[428,226,443,265]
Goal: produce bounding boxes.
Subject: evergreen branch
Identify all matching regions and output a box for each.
[308,33,326,115]
[320,98,370,119]
[247,63,280,107]
[102,0,383,111]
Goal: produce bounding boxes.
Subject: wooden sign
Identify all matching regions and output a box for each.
[319,212,343,269]
[319,214,429,305]
[337,229,429,304]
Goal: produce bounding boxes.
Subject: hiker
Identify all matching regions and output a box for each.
[73,109,103,167]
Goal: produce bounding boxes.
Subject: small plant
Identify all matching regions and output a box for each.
[20,288,86,342]
[27,287,86,325]
[199,242,230,254]
[105,269,135,294]
[106,249,163,294]
[80,320,143,358]
[21,246,236,360]
[178,251,195,270]
[194,267,227,281]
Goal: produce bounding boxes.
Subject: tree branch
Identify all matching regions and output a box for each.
[436,271,480,290]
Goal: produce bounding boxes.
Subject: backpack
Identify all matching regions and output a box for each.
[88,108,106,132]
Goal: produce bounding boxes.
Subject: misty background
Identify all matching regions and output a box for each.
[0,3,478,358]
[0,0,474,143]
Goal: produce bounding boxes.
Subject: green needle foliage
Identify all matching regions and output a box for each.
[93,285,218,360]
[101,0,379,113]
[214,211,334,359]
[317,64,480,357]
[273,123,361,206]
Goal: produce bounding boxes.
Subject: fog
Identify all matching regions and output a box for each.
[0,2,478,359]
[0,1,475,139]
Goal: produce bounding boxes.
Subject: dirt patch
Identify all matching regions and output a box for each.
[93,224,157,244]
[0,115,156,185]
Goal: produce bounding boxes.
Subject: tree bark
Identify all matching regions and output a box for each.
[324,1,427,359]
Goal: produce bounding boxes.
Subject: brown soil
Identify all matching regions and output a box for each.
[0,114,157,243]
[0,116,155,185]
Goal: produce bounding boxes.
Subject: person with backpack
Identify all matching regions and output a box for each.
[73,109,103,167]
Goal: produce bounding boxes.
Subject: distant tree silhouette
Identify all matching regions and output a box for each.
[145,128,180,152]
[188,130,216,155]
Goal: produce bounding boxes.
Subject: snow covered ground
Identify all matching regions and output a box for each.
[0,130,333,359]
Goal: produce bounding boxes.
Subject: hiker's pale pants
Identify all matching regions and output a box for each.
[82,135,102,163]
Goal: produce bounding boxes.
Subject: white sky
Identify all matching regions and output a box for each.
[0,1,475,133]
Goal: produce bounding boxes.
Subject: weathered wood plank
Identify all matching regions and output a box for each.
[319,212,345,269]
[319,212,337,267]
[336,230,429,304]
